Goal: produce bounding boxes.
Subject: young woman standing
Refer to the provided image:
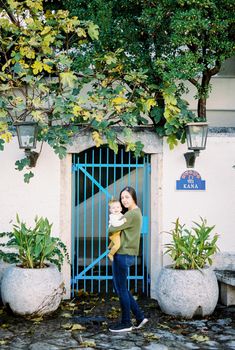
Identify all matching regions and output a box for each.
[108,186,148,332]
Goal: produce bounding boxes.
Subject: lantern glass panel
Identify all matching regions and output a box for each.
[16,123,37,149]
[186,123,208,150]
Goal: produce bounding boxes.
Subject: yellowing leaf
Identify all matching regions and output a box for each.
[0,340,8,345]
[143,332,160,341]
[81,111,91,121]
[0,109,7,118]
[32,61,44,75]
[19,60,29,69]
[112,97,127,105]
[94,112,103,122]
[0,131,12,143]
[60,72,77,89]
[2,59,12,72]
[164,105,180,120]
[72,105,82,116]
[71,324,86,331]
[80,340,96,347]
[20,46,35,59]
[110,296,119,301]
[31,97,42,108]
[43,63,52,73]
[25,0,43,11]
[191,334,210,342]
[61,313,72,318]
[0,323,9,329]
[8,0,18,10]
[146,98,157,111]
[126,142,136,152]
[76,28,87,38]
[31,110,45,122]
[162,91,180,120]
[41,26,52,36]
[92,131,103,147]
[104,55,117,65]
[41,34,55,54]
[87,22,99,40]
[31,316,43,323]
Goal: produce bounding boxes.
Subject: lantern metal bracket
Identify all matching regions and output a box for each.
[184,150,200,168]
[25,150,39,168]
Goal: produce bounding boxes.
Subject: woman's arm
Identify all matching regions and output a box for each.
[108,212,133,234]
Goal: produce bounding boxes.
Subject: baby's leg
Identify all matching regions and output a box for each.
[108,232,121,261]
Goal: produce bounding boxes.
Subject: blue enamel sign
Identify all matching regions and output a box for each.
[176,170,206,191]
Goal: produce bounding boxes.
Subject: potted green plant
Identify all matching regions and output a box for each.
[0,215,70,316]
[156,218,220,319]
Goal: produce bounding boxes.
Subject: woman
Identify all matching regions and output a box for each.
[108,186,148,332]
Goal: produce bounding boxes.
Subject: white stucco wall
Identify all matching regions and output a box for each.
[0,138,61,236]
[162,133,235,266]
[1,131,235,297]
[183,76,235,127]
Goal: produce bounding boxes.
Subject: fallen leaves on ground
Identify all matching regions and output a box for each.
[0,339,8,345]
[107,306,120,319]
[191,334,210,342]
[80,340,96,348]
[143,332,161,341]
[158,323,170,329]
[62,323,86,331]
[61,313,72,318]
[110,296,119,301]
[28,316,44,324]
[83,306,96,314]
[71,324,86,331]
[60,302,77,311]
[0,323,9,329]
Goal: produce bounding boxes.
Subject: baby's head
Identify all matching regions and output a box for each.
[109,199,122,215]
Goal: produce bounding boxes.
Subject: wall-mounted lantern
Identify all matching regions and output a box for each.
[184,122,208,168]
[15,121,39,167]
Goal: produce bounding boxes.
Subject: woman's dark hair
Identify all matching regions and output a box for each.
[119,186,137,213]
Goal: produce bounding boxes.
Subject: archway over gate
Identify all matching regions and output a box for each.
[60,128,163,299]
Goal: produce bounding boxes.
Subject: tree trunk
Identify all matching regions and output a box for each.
[197,97,207,121]
[197,72,211,121]
[197,64,221,121]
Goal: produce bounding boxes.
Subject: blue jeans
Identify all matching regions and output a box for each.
[112,253,144,325]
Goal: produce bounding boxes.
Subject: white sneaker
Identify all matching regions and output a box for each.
[134,318,149,329]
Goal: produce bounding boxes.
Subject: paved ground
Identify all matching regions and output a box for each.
[0,292,234,350]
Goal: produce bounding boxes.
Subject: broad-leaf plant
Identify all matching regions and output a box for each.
[165,217,219,270]
[0,215,70,270]
[0,0,197,182]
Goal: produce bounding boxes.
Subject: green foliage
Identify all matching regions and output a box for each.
[63,0,235,121]
[15,158,30,171]
[2,0,234,181]
[24,171,34,183]
[1,0,169,182]
[164,218,220,270]
[0,215,70,271]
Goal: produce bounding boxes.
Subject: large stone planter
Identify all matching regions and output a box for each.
[1,264,64,316]
[0,261,11,304]
[156,266,219,319]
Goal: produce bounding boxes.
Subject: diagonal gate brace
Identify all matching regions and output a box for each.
[76,249,110,279]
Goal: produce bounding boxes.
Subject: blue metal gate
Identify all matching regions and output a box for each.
[71,146,151,296]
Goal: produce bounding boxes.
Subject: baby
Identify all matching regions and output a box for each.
[108,199,126,262]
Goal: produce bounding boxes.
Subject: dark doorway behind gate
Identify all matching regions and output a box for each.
[71,146,151,296]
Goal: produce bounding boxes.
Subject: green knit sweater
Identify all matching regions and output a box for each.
[108,207,142,256]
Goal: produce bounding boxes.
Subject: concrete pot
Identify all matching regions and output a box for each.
[0,261,11,304]
[156,266,219,319]
[1,264,64,316]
